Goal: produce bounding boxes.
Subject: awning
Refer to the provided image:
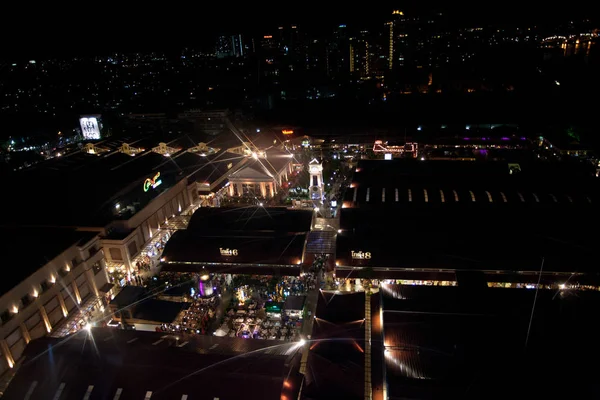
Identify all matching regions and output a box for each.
[98,283,115,293]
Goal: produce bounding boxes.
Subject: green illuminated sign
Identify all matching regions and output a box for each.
[144,172,162,192]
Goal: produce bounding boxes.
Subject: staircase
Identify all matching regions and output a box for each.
[305,231,336,255]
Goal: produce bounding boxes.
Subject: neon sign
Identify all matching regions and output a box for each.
[220,248,239,256]
[351,251,371,260]
[143,172,162,192]
[282,130,294,135]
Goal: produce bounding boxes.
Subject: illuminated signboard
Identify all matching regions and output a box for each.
[351,251,371,260]
[220,248,239,256]
[282,130,294,135]
[79,117,101,140]
[143,172,162,192]
[264,35,273,39]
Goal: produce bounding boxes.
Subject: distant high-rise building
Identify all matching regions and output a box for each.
[387,10,408,69]
[349,30,385,79]
[349,35,369,78]
[232,34,244,58]
[327,24,349,78]
[216,34,245,58]
[216,35,233,58]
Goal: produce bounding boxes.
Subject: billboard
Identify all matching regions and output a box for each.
[79,116,101,140]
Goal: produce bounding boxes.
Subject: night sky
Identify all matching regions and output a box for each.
[1,2,595,59]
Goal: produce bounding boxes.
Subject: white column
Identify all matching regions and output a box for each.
[260,182,267,197]
[39,304,52,333]
[85,269,100,298]
[72,281,82,305]
[20,323,31,344]
[269,182,275,197]
[58,294,68,317]
[0,340,15,368]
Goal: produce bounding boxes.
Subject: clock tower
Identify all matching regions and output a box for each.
[308,158,324,200]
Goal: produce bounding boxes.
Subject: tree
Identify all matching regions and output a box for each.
[566,126,581,142]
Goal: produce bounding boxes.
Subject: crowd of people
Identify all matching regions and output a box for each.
[134,255,152,273]
[158,296,220,334]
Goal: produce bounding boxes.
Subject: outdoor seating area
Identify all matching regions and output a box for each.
[216,303,302,341]
[212,275,312,340]
[165,296,220,334]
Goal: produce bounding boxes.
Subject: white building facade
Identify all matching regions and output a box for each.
[0,234,108,376]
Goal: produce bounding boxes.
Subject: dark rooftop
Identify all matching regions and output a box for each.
[304,291,365,400]
[133,299,190,323]
[2,147,185,227]
[187,206,313,233]
[162,231,306,266]
[345,159,599,208]
[161,207,312,275]
[3,328,301,400]
[379,284,600,399]
[0,227,98,297]
[337,159,600,277]
[110,286,190,323]
[336,203,600,275]
[189,151,244,184]
[109,285,146,309]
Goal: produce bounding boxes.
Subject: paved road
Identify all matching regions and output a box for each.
[301,272,321,338]
[209,288,233,333]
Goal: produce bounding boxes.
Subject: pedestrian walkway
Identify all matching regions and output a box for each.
[132,202,201,282]
[299,273,321,375]
[209,289,233,333]
[364,290,372,400]
[50,296,105,338]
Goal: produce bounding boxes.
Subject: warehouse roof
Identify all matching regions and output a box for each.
[379,284,600,399]
[344,159,599,207]
[336,203,599,275]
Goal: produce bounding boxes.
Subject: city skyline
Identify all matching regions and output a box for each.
[1,3,596,58]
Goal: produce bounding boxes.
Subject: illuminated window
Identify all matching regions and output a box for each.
[0,310,11,324]
[469,191,476,202]
[532,193,539,203]
[92,262,103,275]
[408,189,412,202]
[382,188,386,203]
[423,189,428,202]
[518,192,525,202]
[439,190,445,203]
[366,188,370,202]
[453,190,459,202]
[395,188,399,202]
[500,192,507,202]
